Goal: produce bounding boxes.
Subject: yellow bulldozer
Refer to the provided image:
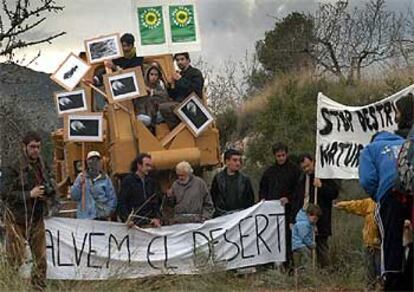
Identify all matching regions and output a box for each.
[52,54,221,206]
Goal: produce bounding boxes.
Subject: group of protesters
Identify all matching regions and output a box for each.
[0,32,413,292]
[0,127,341,291]
[69,148,254,226]
[0,32,207,291]
[88,33,204,132]
[72,143,341,273]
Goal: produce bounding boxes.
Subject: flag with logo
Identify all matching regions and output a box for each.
[137,6,166,46]
[169,5,197,43]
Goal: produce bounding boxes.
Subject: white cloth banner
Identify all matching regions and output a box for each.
[315,85,414,179]
[44,201,285,280]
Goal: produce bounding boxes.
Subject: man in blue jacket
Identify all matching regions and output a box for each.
[71,151,117,220]
[359,131,405,290]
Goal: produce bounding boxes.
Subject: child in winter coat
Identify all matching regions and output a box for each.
[334,198,381,290]
[292,204,321,269]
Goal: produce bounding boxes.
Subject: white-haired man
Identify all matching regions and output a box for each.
[164,161,214,223]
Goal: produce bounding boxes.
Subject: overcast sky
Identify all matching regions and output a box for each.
[8,0,414,73]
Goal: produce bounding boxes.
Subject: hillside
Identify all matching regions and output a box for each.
[0,63,60,165]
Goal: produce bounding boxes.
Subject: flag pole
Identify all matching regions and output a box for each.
[81,142,86,211]
[312,184,318,269]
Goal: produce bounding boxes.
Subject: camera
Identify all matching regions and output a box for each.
[42,181,55,197]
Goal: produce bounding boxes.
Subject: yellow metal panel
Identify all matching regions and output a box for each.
[155,123,170,140]
[169,127,196,149]
[149,148,201,170]
[196,127,220,166]
[109,138,137,174]
[136,119,164,152]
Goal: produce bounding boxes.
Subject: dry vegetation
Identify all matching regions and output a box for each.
[0,210,365,291]
[0,67,397,291]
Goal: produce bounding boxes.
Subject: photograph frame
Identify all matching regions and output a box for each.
[64,113,104,142]
[103,67,146,103]
[85,33,123,64]
[54,88,88,116]
[50,53,91,91]
[174,93,214,137]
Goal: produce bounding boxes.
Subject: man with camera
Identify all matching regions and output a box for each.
[1,131,58,291]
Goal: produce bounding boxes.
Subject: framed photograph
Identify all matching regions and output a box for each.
[51,53,91,91]
[85,33,123,64]
[54,89,88,116]
[174,93,214,137]
[65,113,104,142]
[103,67,146,103]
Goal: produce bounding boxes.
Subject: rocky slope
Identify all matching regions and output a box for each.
[0,63,61,165]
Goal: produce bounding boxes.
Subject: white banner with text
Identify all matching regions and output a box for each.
[315,85,414,179]
[43,201,285,280]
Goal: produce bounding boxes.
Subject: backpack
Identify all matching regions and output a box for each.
[396,137,414,195]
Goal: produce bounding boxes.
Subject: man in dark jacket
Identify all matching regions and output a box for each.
[92,33,144,86]
[259,143,301,268]
[260,143,301,218]
[294,154,339,268]
[168,52,204,102]
[1,131,58,291]
[159,52,204,129]
[117,153,161,227]
[210,149,255,217]
[111,33,144,69]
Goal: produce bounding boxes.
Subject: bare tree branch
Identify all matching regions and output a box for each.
[307,0,410,82]
[0,31,65,56]
[0,0,65,60]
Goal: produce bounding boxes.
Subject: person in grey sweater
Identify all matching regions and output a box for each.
[164,161,214,224]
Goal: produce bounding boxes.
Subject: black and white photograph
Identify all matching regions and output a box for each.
[51,53,91,91]
[66,114,103,142]
[175,93,214,137]
[103,68,146,103]
[85,33,123,64]
[54,89,88,116]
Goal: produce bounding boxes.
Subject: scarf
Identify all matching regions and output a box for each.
[124,46,137,60]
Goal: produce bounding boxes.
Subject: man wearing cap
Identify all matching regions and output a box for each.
[71,151,117,220]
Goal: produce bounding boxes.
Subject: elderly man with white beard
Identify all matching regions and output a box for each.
[164,161,214,224]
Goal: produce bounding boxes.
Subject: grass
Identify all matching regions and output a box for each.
[0,206,367,291]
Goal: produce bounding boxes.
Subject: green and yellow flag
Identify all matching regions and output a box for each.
[138,6,166,45]
[169,5,197,43]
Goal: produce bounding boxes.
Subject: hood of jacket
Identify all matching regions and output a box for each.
[374,131,405,143]
[295,209,309,223]
[359,131,404,202]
